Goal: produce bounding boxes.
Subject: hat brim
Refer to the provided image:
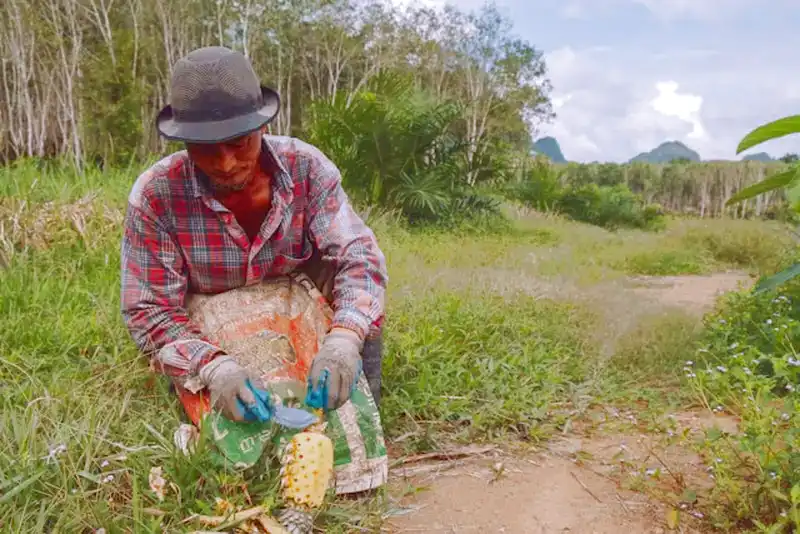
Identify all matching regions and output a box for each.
[156,86,280,144]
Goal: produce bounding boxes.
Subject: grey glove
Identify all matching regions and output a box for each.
[199,355,266,422]
[307,329,363,411]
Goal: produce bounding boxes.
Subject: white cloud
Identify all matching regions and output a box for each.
[539,44,800,162]
[632,0,755,19]
[650,81,706,139]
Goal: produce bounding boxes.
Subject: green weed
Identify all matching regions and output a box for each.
[686,288,800,532]
[621,249,710,276]
[382,291,598,447]
[609,311,703,389]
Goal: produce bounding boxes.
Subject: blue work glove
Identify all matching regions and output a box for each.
[237,379,273,422]
[305,329,363,411]
[199,356,272,422]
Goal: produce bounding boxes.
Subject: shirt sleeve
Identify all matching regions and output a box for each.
[304,147,388,340]
[120,200,224,379]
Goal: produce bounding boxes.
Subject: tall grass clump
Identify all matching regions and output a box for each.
[616,219,794,277]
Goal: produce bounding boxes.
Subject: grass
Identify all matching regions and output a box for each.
[383,292,598,448]
[0,161,796,532]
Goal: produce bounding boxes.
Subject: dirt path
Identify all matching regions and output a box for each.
[388,455,668,534]
[625,272,753,315]
[384,273,750,533]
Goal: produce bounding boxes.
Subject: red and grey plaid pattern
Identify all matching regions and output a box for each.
[120,135,387,378]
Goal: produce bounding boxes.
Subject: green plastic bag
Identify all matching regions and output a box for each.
[200,375,387,494]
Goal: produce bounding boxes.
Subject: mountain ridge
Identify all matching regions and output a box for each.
[532,136,567,163]
[533,136,782,163]
[629,141,701,163]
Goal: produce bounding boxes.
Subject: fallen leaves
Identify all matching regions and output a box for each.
[148,466,167,502]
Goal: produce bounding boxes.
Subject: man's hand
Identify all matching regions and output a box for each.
[199,356,271,422]
[306,328,363,411]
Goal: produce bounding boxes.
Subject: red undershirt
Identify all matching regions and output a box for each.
[215,166,273,243]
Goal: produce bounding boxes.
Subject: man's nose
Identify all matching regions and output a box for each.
[216,146,236,172]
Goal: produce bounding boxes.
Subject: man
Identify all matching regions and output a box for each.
[120,46,387,424]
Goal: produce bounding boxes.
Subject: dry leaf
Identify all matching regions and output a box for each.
[254,514,292,534]
[148,466,167,501]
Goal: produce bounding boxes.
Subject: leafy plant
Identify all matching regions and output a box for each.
[505,159,665,231]
[505,156,563,212]
[304,71,496,223]
[727,115,800,293]
[688,289,800,532]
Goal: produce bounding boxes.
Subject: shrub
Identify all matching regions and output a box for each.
[505,160,666,231]
[505,157,563,212]
[558,183,665,231]
[688,286,800,531]
[304,71,500,225]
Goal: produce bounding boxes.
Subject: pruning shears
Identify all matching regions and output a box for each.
[236,379,319,430]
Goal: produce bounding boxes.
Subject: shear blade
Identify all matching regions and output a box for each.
[272,405,319,429]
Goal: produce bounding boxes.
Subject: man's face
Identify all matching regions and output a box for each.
[187,129,263,191]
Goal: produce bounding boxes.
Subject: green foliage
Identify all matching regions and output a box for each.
[613,219,792,278]
[80,29,150,167]
[0,0,553,189]
[382,292,595,443]
[544,159,793,220]
[305,72,500,224]
[504,156,563,211]
[558,183,665,231]
[726,113,800,294]
[680,223,792,276]
[737,116,800,155]
[505,158,665,231]
[610,311,703,386]
[623,249,708,276]
[688,288,800,531]
[727,169,799,207]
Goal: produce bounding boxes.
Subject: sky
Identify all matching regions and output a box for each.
[390,0,800,163]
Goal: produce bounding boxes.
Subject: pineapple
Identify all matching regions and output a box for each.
[276,430,334,534]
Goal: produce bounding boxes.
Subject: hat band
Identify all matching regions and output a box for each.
[172,94,263,123]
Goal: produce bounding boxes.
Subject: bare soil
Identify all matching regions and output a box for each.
[384,273,750,533]
[625,272,753,315]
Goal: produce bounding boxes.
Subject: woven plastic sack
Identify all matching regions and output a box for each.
[173,273,388,494]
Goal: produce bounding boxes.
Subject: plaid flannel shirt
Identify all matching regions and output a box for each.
[120,135,387,379]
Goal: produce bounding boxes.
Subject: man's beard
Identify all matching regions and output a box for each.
[210,172,253,193]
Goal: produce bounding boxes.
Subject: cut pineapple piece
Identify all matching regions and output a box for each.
[279,431,334,508]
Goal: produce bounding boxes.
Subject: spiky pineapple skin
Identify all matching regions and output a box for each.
[276,508,314,534]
